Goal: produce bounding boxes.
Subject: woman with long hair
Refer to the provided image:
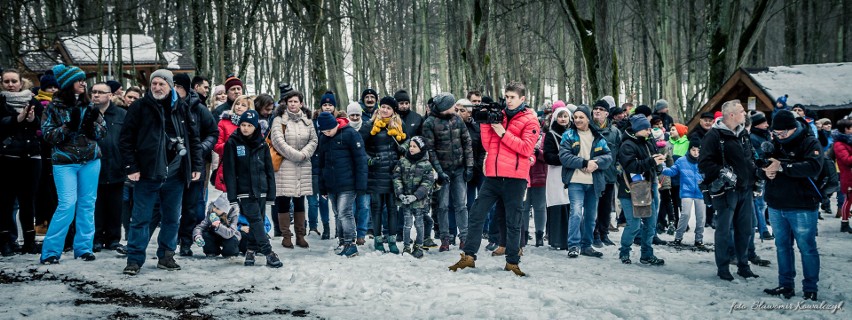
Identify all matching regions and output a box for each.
[366,96,405,253]
[213,95,254,192]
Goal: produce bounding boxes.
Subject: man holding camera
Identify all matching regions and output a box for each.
[698,99,758,281]
[449,82,540,276]
[120,69,202,275]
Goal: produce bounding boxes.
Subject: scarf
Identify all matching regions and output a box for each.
[777,121,804,144]
[34,90,54,103]
[230,112,240,126]
[405,150,425,162]
[350,120,362,131]
[2,90,32,111]
[831,129,852,145]
[686,151,698,163]
[371,117,407,141]
[505,103,527,121]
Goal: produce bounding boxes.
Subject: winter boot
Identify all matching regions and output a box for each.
[321,222,330,240]
[492,246,506,256]
[422,238,438,248]
[278,213,293,248]
[374,235,386,252]
[841,221,852,233]
[601,234,616,246]
[356,237,366,245]
[21,230,37,254]
[448,253,476,271]
[244,250,256,266]
[294,212,309,248]
[535,231,544,247]
[412,245,424,259]
[0,232,14,257]
[179,242,193,257]
[387,235,400,254]
[439,237,450,252]
[760,231,775,240]
[340,243,359,257]
[485,242,498,251]
[266,252,283,268]
[157,251,181,271]
[764,286,795,299]
[403,245,412,254]
[504,263,526,276]
[737,267,759,278]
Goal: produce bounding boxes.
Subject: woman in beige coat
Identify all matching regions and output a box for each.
[270,90,318,248]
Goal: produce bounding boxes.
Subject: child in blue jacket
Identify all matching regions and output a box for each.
[661,139,706,247]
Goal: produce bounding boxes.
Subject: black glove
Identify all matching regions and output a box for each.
[81,106,100,139]
[437,173,450,185]
[67,107,82,131]
[463,166,474,182]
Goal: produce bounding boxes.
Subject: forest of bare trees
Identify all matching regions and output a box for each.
[1,0,850,121]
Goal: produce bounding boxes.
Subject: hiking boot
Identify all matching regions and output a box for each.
[321,222,330,240]
[179,245,193,257]
[671,238,683,246]
[803,292,818,301]
[601,235,615,246]
[580,247,603,258]
[718,269,734,281]
[749,255,771,267]
[403,245,412,255]
[41,256,60,265]
[157,251,181,271]
[412,245,424,259]
[504,263,526,277]
[737,267,759,279]
[340,243,358,257]
[244,250,256,266]
[608,223,619,232]
[374,236,386,252]
[310,227,321,236]
[80,253,96,261]
[842,221,852,233]
[694,241,705,249]
[764,286,795,299]
[266,252,283,268]
[356,237,366,246]
[620,254,631,264]
[123,263,140,275]
[115,244,128,255]
[567,247,579,258]
[387,236,400,254]
[666,222,675,235]
[492,246,506,256]
[760,231,775,240]
[485,242,498,251]
[592,239,604,248]
[640,256,665,266]
[448,253,475,271]
[535,231,544,247]
[423,238,438,248]
[652,236,667,245]
[439,238,450,252]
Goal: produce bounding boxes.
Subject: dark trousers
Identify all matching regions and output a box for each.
[670,185,681,226]
[488,200,506,245]
[658,188,674,227]
[201,229,239,257]
[36,157,56,226]
[178,180,205,246]
[240,198,272,255]
[94,182,124,247]
[594,183,615,238]
[546,204,569,248]
[464,177,526,264]
[371,193,398,237]
[121,184,133,239]
[0,157,41,242]
[711,188,754,271]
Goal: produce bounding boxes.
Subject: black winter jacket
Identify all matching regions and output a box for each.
[119,92,202,186]
[698,119,756,192]
[365,125,403,193]
[617,129,660,199]
[465,119,485,170]
[422,113,473,174]
[212,99,232,121]
[97,103,127,184]
[318,125,368,195]
[0,98,44,158]
[758,119,824,210]
[186,91,218,162]
[399,109,423,140]
[543,121,568,166]
[222,131,276,203]
[595,119,622,184]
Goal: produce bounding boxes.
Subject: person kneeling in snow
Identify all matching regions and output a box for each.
[193,194,240,257]
[393,136,436,259]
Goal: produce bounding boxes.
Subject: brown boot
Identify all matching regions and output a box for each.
[448,253,476,271]
[491,246,505,256]
[294,212,309,248]
[504,263,526,276]
[278,213,293,248]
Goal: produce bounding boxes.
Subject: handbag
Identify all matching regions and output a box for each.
[268,121,285,171]
[622,144,654,218]
[545,131,570,207]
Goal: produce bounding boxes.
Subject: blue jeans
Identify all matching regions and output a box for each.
[307,193,330,229]
[331,192,357,243]
[768,208,820,293]
[619,184,660,259]
[753,195,768,234]
[437,168,468,241]
[126,174,185,266]
[352,193,370,238]
[567,183,599,249]
[41,160,101,261]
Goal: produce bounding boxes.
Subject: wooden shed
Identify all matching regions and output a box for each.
[19,34,195,88]
[687,62,852,129]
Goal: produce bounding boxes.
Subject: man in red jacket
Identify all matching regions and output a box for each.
[449,81,540,276]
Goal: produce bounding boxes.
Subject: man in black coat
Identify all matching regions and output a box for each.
[697,99,759,281]
[120,69,203,275]
[92,83,127,252]
[394,90,422,138]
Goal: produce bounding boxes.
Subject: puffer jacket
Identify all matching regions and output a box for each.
[465,119,485,171]
[270,109,317,197]
[42,98,106,164]
[1,97,43,158]
[365,120,403,193]
[193,203,241,241]
[760,119,823,210]
[617,128,661,199]
[662,154,703,199]
[186,91,218,163]
[222,131,276,203]
[481,105,540,181]
[559,126,613,196]
[422,113,473,174]
[97,103,127,184]
[318,118,368,195]
[529,134,547,187]
[213,112,239,191]
[833,130,852,192]
[594,119,622,184]
[393,152,436,209]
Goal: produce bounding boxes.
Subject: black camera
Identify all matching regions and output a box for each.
[472,100,505,124]
[169,137,187,157]
[709,166,737,193]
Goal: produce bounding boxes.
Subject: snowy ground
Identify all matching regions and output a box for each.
[2,191,850,319]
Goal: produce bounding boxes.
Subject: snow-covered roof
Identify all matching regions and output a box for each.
[60,34,194,70]
[746,62,852,110]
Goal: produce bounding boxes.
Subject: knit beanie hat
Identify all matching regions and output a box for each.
[239,109,260,129]
[602,96,616,109]
[361,88,378,101]
[772,110,798,130]
[775,94,789,109]
[173,74,191,90]
[654,99,669,112]
[573,105,592,122]
[224,74,243,92]
[317,112,338,131]
[319,91,337,108]
[51,64,86,90]
[106,80,122,93]
[634,104,652,117]
[213,85,225,96]
[630,114,651,132]
[750,112,767,127]
[380,96,398,113]
[39,71,59,90]
[593,99,609,110]
[688,138,701,150]
[346,101,362,116]
[211,193,231,212]
[608,106,624,118]
[673,123,688,137]
[552,100,566,110]
[410,136,426,149]
[150,69,174,88]
[431,92,456,113]
[818,118,832,126]
[393,90,410,103]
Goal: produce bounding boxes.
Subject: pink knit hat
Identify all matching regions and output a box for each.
[552,100,566,110]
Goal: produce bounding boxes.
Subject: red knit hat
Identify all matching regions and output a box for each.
[673,123,688,137]
[224,75,243,92]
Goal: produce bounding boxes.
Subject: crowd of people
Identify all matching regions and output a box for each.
[2,64,844,301]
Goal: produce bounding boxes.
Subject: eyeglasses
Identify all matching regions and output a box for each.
[91,90,110,95]
[593,107,608,112]
[772,129,793,137]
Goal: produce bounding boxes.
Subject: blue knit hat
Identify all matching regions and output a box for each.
[51,64,85,90]
[239,110,260,129]
[319,91,337,108]
[630,114,651,132]
[39,71,59,89]
[317,112,338,131]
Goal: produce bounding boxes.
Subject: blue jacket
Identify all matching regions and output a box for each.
[238,212,272,234]
[559,126,613,196]
[662,155,703,199]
